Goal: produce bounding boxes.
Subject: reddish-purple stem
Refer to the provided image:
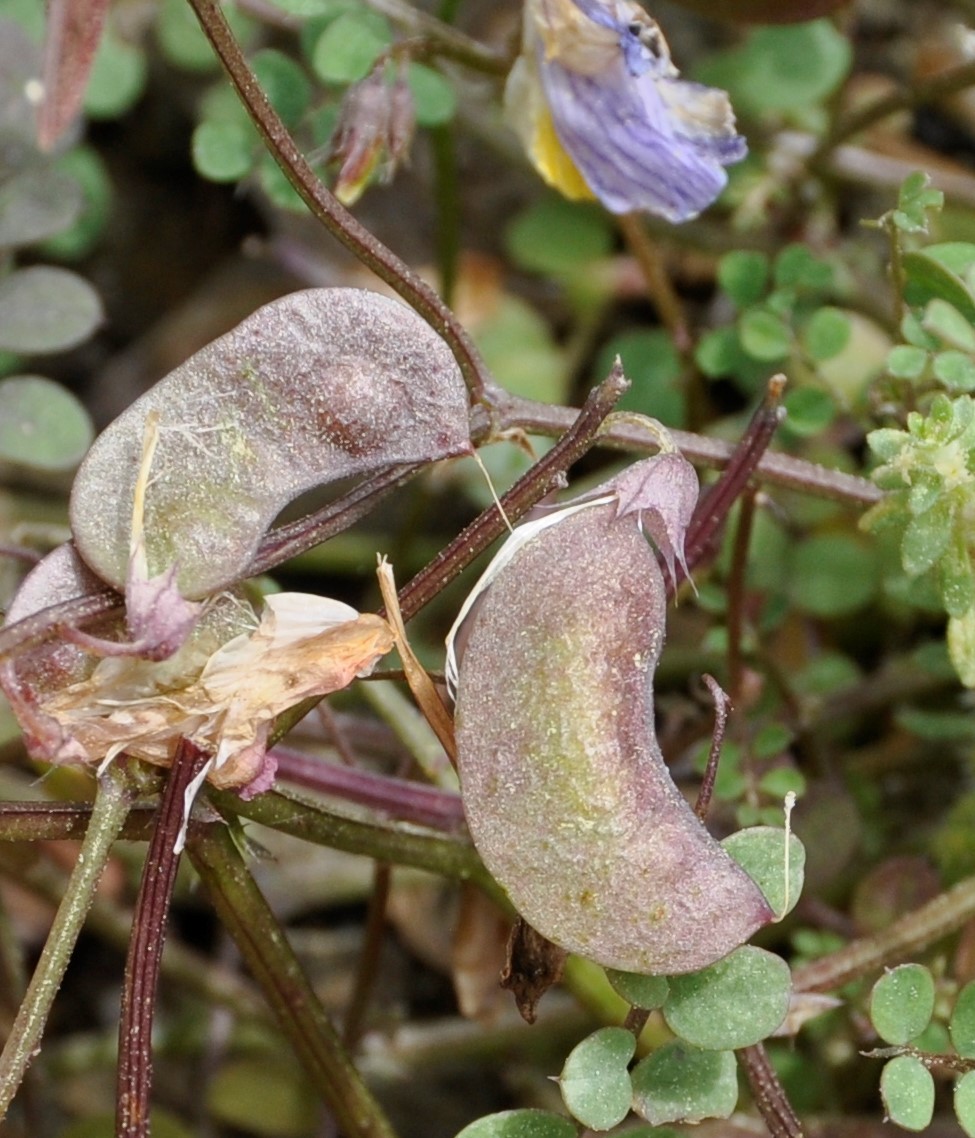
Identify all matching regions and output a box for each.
[695,674,730,821]
[681,376,787,581]
[116,739,210,1138]
[738,1043,804,1138]
[272,745,465,831]
[395,364,630,622]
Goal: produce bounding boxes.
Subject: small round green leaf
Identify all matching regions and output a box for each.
[663,946,791,1049]
[84,29,147,119]
[924,298,975,351]
[506,197,614,276]
[310,12,390,84]
[0,168,82,249]
[0,375,93,472]
[631,1043,737,1125]
[788,533,878,617]
[880,1056,935,1132]
[774,244,834,291]
[782,386,836,437]
[191,120,256,183]
[559,1027,635,1131]
[739,308,792,362]
[408,63,456,126]
[951,981,975,1057]
[700,21,851,115]
[887,345,929,380]
[454,1110,576,1138]
[156,0,222,71]
[870,965,936,1045]
[718,250,770,308]
[39,146,114,261]
[0,266,102,354]
[803,306,851,362]
[955,1070,975,1137]
[722,827,805,919]
[595,329,684,427]
[605,970,669,1010]
[934,350,975,392]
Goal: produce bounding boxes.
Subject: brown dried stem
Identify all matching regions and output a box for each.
[186,0,500,411]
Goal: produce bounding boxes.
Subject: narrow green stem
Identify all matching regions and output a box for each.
[186,0,501,411]
[886,218,906,330]
[0,763,135,1123]
[793,874,975,993]
[208,784,495,895]
[187,822,400,1138]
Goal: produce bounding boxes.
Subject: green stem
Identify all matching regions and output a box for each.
[0,763,136,1122]
[208,784,496,896]
[187,822,400,1138]
[186,0,501,412]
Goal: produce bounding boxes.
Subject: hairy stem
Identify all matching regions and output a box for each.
[0,763,136,1123]
[793,874,975,993]
[116,741,210,1138]
[738,1043,804,1138]
[0,589,119,663]
[501,388,879,507]
[395,363,630,621]
[207,783,494,895]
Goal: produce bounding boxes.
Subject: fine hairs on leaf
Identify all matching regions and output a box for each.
[69,287,473,599]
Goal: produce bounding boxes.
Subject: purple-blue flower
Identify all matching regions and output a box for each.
[505,0,747,222]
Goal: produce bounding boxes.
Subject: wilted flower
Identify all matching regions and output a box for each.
[505,0,747,221]
[330,66,416,205]
[6,591,393,798]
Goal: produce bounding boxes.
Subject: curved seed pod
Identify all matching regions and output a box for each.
[70,288,472,599]
[452,462,772,975]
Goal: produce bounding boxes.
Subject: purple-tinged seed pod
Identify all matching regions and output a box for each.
[451,461,773,975]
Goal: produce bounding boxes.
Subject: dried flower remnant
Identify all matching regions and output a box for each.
[448,453,772,976]
[505,0,747,221]
[330,67,416,206]
[2,563,393,809]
